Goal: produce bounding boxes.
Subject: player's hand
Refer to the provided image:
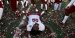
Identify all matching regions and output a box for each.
[50,32,56,38]
[16,27,20,31]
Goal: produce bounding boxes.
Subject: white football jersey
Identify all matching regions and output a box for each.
[27,14,45,31]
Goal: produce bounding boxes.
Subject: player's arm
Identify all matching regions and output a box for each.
[45,25,56,37]
[41,10,45,15]
[19,4,32,26]
[19,15,26,26]
[45,25,54,32]
[26,4,32,13]
[22,4,32,13]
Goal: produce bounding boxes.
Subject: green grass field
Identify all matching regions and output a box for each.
[0,0,75,38]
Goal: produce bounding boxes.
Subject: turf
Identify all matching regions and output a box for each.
[0,0,75,38]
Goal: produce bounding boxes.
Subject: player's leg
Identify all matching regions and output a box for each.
[54,3,59,11]
[62,15,69,24]
[10,0,17,12]
[62,5,75,24]
[48,0,50,6]
[58,3,62,10]
[48,2,52,6]
[45,4,47,11]
[17,0,19,6]
[20,0,25,8]
[0,8,3,20]
[44,0,47,11]
[41,4,43,10]
[25,0,28,7]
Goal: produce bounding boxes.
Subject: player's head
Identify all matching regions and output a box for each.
[32,23,39,31]
[31,23,43,36]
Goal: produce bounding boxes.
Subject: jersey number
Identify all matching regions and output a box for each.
[32,18,38,22]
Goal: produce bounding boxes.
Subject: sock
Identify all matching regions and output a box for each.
[58,3,62,10]
[54,3,59,11]
[25,1,28,7]
[41,4,43,10]
[62,15,69,24]
[24,0,26,2]
[45,4,47,10]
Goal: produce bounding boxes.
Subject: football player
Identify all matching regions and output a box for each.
[61,0,75,24]
[54,0,62,12]
[41,0,48,11]
[0,0,3,20]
